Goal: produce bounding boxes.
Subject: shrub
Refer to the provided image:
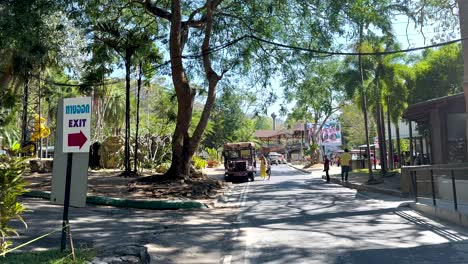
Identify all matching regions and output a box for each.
[155,162,171,173]
[205,147,219,162]
[192,156,207,170]
[0,154,28,256]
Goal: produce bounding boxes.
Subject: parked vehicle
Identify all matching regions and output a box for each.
[223,142,257,181]
[268,152,286,165]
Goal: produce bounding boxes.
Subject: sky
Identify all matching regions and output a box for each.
[265,14,461,120]
[108,12,461,122]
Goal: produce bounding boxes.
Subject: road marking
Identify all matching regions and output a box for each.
[237,182,249,207]
[223,182,250,264]
[223,254,232,264]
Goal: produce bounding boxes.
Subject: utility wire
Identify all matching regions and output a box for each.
[183,34,468,57]
[5,34,466,87]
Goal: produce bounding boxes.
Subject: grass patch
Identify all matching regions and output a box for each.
[1,248,96,264]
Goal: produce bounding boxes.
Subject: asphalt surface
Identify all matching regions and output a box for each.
[9,165,468,264]
[222,164,468,264]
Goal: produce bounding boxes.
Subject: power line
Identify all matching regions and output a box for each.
[4,33,466,87]
[184,34,468,57]
[1,60,173,88]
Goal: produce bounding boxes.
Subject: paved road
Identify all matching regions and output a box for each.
[222,164,468,264]
[10,164,468,263]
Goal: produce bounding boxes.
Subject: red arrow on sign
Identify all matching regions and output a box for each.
[68,130,87,149]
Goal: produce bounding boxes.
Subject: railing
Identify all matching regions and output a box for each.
[407,167,468,212]
[286,143,307,150]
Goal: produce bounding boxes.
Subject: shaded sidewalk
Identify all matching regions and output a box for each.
[289,164,404,197]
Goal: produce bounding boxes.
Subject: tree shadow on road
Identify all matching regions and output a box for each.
[223,176,468,264]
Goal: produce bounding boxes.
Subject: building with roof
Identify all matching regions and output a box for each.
[254,123,309,161]
[403,93,466,165]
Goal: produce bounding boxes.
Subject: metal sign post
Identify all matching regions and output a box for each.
[61,153,73,251]
[54,97,92,251]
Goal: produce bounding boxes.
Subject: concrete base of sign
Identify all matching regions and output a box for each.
[51,99,89,208]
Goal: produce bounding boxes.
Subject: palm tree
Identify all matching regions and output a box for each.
[339,39,375,181]
[93,21,155,176]
[338,1,416,181]
[355,41,405,175]
[132,46,162,173]
[104,86,126,135]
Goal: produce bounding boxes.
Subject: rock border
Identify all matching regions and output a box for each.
[87,244,151,264]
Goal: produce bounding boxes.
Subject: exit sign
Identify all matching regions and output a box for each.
[62,97,92,153]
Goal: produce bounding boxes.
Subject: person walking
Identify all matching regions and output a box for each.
[323,155,330,182]
[266,158,271,180]
[340,149,351,182]
[260,156,267,179]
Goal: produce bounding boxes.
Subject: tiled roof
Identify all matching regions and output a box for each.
[254,130,279,138]
[403,93,465,121]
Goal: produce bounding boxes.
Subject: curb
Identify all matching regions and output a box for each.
[212,184,234,208]
[321,175,404,197]
[22,190,208,210]
[287,164,312,174]
[409,202,468,229]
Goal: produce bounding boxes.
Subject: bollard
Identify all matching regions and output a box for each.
[451,169,458,211]
[411,170,418,203]
[430,169,436,206]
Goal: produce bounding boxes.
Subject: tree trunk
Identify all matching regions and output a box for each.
[164,93,194,178]
[375,100,386,176]
[163,0,223,180]
[21,75,29,147]
[361,93,373,180]
[387,96,394,170]
[163,0,196,179]
[124,55,131,176]
[300,129,305,160]
[396,123,402,168]
[310,132,317,164]
[380,101,387,174]
[134,62,143,173]
[458,0,468,160]
[38,74,42,159]
[358,24,373,181]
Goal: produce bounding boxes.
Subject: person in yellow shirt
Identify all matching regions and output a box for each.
[260,156,267,178]
[340,149,351,181]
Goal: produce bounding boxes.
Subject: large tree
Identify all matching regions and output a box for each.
[330,0,422,181]
[339,104,377,149]
[409,44,463,103]
[0,0,71,147]
[79,0,159,176]
[283,59,346,164]
[203,87,247,149]
[57,0,446,179]
[136,0,346,179]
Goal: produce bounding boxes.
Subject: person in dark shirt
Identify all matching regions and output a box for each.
[324,155,330,183]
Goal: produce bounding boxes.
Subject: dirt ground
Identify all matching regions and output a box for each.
[23,167,229,204]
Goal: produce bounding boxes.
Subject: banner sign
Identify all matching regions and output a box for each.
[308,120,342,147]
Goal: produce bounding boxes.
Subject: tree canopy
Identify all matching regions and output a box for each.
[0,0,465,177]
[409,44,463,103]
